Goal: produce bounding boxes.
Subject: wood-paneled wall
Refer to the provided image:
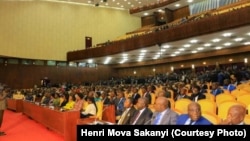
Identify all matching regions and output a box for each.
[0,64,114,89]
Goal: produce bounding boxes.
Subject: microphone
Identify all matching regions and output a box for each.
[144,115,156,125]
[93,104,109,125]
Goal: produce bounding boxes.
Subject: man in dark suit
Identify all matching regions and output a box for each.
[189,85,206,102]
[141,85,152,105]
[176,102,212,125]
[220,105,246,125]
[149,96,178,125]
[130,97,152,125]
[117,97,137,125]
[101,91,111,105]
[131,87,141,105]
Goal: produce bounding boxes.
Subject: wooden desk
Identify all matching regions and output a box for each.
[102,105,116,123]
[22,101,80,141]
[7,99,23,112]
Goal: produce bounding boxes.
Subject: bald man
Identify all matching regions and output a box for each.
[149,96,178,125]
[220,105,246,125]
[176,102,212,125]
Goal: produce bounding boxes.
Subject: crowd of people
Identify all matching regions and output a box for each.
[0,66,249,133]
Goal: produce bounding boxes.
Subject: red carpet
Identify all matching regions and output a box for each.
[0,110,64,141]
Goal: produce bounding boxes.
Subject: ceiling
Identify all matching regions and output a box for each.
[52,0,204,16]
[75,25,250,65]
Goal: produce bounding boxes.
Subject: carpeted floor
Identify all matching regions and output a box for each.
[0,110,64,141]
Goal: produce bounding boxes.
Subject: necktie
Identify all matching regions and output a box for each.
[153,113,162,125]
[189,120,195,125]
[132,111,141,125]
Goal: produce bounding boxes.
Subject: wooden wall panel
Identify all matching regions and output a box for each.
[0,64,114,89]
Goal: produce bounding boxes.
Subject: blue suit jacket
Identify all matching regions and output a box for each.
[176,114,212,125]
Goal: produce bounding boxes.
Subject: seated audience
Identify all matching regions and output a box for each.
[223,79,236,93]
[101,91,111,105]
[59,93,68,108]
[189,85,206,102]
[130,97,153,125]
[52,93,60,107]
[117,97,137,125]
[176,102,212,125]
[210,82,223,96]
[80,97,97,118]
[220,105,246,125]
[174,87,189,101]
[71,93,84,111]
[12,90,25,100]
[62,94,75,110]
[149,96,178,125]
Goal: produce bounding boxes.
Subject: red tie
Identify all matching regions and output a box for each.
[132,111,141,124]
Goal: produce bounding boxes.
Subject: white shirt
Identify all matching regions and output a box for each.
[82,103,96,116]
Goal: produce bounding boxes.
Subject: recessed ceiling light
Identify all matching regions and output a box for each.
[162,45,170,48]
[224,42,232,46]
[171,54,176,57]
[191,50,197,53]
[244,42,250,45]
[184,44,191,47]
[187,0,193,3]
[175,4,180,7]
[234,37,244,42]
[212,38,221,42]
[197,47,204,50]
[215,46,222,50]
[140,50,147,53]
[179,48,185,51]
[222,33,232,37]
[204,43,212,47]
[104,57,112,64]
[190,39,198,43]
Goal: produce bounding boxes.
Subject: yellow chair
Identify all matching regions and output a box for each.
[198,99,217,114]
[236,94,250,108]
[215,93,236,106]
[248,105,250,115]
[217,100,246,120]
[204,93,215,101]
[89,101,104,120]
[173,108,183,115]
[95,101,104,120]
[150,93,156,104]
[244,115,250,125]
[148,104,155,112]
[167,98,175,110]
[202,111,221,125]
[231,89,248,97]
[174,99,192,114]
[168,89,174,99]
[82,100,89,111]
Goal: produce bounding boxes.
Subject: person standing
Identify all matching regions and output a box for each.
[0,88,8,136]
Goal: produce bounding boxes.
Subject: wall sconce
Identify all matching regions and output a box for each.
[191,64,195,69]
[244,58,248,63]
[133,71,136,75]
[171,66,174,71]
